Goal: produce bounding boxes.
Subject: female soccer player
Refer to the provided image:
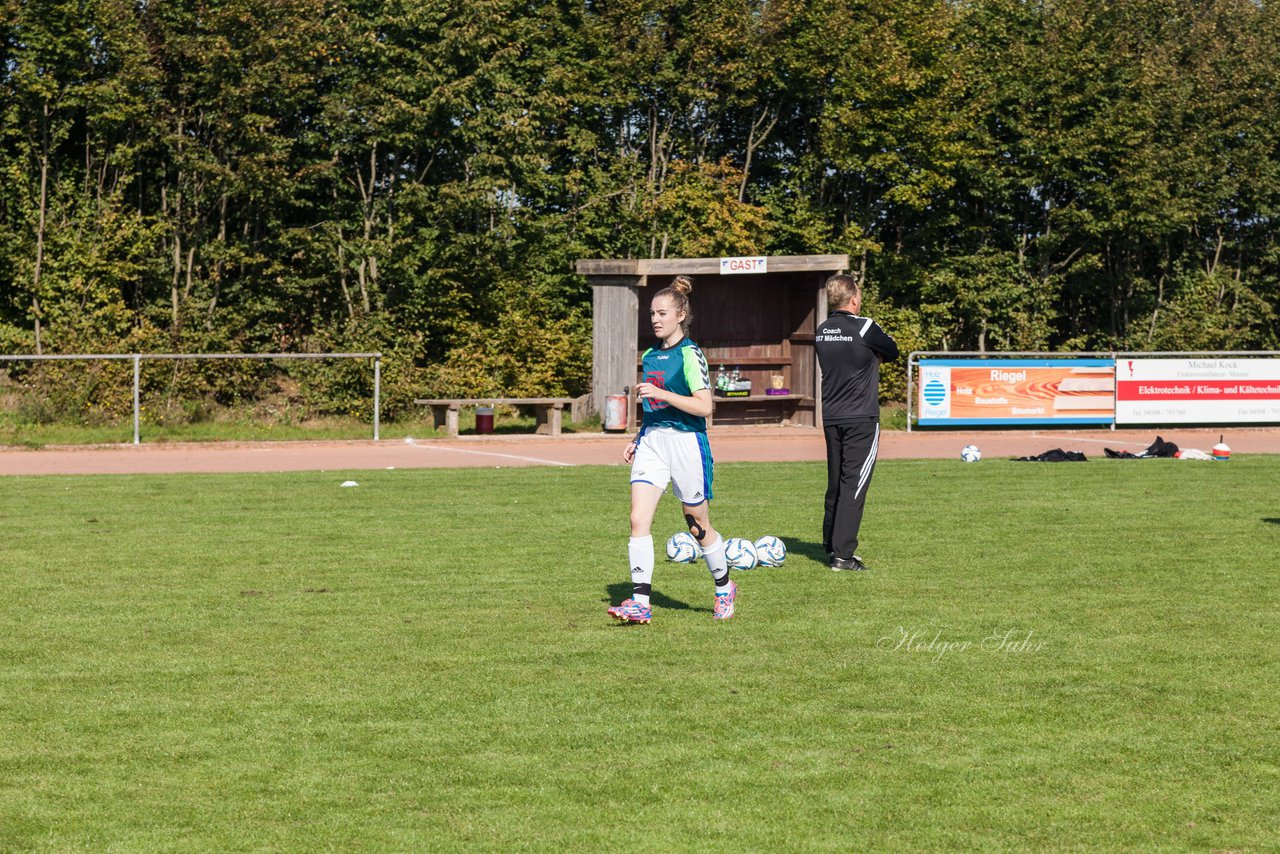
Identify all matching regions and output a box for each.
[607,275,737,624]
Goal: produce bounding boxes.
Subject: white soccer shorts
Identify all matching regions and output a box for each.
[629,426,714,505]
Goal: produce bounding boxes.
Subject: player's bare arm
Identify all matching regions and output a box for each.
[635,384,712,418]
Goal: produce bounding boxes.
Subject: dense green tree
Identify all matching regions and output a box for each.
[2,0,1278,419]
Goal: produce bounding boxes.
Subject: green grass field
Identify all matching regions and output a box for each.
[2,456,1278,851]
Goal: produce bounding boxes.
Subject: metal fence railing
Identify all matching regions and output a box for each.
[0,352,383,444]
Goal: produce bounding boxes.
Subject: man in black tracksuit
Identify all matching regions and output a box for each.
[815,274,899,571]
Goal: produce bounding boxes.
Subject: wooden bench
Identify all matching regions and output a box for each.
[414,397,586,437]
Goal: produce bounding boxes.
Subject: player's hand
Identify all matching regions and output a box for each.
[623,440,637,463]
[635,382,666,403]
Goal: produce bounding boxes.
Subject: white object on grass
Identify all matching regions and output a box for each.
[754,536,787,566]
[725,537,759,570]
[665,531,702,563]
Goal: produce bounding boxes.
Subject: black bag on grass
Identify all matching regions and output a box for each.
[1104,435,1178,459]
[1014,448,1088,462]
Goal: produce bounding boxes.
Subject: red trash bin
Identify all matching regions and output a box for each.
[604,389,629,432]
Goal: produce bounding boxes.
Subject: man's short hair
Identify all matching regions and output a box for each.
[825,274,861,309]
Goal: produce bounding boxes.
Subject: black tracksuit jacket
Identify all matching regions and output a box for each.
[815,310,900,421]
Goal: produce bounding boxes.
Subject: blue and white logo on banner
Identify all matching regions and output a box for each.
[919,365,951,419]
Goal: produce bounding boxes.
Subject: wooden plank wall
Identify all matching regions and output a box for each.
[787,273,826,426]
[637,273,791,386]
[813,273,830,427]
[592,280,640,417]
[628,272,829,426]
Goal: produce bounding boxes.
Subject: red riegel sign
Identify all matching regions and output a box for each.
[1115,358,1280,423]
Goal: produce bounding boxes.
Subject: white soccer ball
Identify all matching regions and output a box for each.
[961,444,982,463]
[754,535,787,566]
[665,531,702,563]
[724,537,759,570]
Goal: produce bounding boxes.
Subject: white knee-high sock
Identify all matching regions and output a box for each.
[628,535,654,604]
[702,535,730,587]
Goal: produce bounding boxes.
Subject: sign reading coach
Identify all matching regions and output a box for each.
[917,359,1115,426]
[1115,358,1280,424]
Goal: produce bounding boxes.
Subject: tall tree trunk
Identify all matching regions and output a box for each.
[184,245,196,303]
[355,143,378,314]
[167,119,186,331]
[1146,242,1172,344]
[1206,229,1225,277]
[206,192,227,329]
[170,231,182,329]
[1147,271,1165,343]
[33,102,50,355]
[739,104,779,203]
[336,210,354,320]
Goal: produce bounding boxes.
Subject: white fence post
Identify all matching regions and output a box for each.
[132,354,141,445]
[373,354,381,442]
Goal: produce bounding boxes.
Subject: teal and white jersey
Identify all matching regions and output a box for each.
[639,337,710,433]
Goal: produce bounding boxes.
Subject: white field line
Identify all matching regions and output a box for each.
[1030,434,1146,447]
[405,439,575,467]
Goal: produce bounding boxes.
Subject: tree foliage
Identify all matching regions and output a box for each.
[2,0,1278,417]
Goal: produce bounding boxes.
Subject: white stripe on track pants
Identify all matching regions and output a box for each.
[822,420,880,559]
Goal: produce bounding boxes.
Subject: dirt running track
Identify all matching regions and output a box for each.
[1,425,1276,476]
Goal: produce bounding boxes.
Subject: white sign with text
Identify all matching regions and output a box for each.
[719,256,767,275]
[1115,357,1280,423]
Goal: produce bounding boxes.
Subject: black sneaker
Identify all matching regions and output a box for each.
[830,555,869,572]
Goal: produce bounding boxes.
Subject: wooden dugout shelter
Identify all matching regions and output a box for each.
[577,254,850,428]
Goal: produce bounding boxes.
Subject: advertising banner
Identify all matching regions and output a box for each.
[917,358,1115,425]
[1114,357,1280,424]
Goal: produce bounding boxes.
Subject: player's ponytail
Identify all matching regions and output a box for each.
[654,275,694,336]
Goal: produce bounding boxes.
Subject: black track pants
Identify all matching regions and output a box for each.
[822,420,881,559]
